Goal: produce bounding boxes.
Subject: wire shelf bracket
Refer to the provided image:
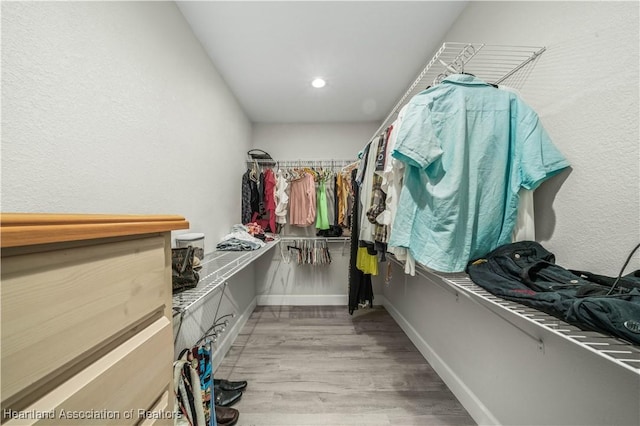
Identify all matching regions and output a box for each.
[391,256,640,374]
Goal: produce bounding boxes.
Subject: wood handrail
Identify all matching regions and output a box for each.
[0,213,189,248]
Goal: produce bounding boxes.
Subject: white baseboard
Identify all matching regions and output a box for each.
[211,296,257,372]
[381,297,498,426]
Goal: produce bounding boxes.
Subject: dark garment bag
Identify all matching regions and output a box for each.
[566,291,640,344]
[467,241,640,345]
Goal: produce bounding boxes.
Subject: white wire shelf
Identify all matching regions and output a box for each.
[390,257,640,374]
[370,42,546,142]
[246,159,355,168]
[278,236,350,242]
[172,239,279,315]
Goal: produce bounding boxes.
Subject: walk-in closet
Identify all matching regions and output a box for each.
[1,2,639,426]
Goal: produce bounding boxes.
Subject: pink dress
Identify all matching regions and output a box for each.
[263,169,277,232]
[288,173,316,226]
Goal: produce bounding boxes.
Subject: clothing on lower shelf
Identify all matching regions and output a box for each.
[467,241,640,345]
[216,225,266,251]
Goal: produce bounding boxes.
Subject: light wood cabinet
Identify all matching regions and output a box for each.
[1,213,189,425]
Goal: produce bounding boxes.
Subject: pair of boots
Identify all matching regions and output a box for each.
[214,379,247,426]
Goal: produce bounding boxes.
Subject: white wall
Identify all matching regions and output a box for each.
[382,270,639,426]
[1,1,252,244]
[251,122,382,305]
[382,2,640,425]
[254,240,358,306]
[441,1,639,275]
[252,122,378,160]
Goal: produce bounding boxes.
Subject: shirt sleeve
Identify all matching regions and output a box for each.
[516,98,570,190]
[392,100,443,170]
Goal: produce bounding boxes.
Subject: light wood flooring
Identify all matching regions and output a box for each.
[215,305,475,426]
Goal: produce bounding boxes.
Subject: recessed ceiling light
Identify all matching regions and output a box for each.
[311,78,326,88]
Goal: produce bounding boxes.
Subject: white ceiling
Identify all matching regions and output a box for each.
[177,1,467,124]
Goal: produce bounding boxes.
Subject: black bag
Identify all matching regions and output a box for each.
[172,246,200,293]
[247,149,276,166]
[316,225,343,238]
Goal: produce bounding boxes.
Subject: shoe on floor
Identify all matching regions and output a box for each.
[214,378,248,391]
[215,405,239,426]
[214,388,242,407]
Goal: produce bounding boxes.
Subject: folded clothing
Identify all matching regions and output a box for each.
[216,226,266,251]
[466,241,640,345]
[216,239,259,251]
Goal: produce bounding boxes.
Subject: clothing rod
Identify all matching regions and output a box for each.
[278,236,350,241]
[246,159,356,169]
[246,159,354,163]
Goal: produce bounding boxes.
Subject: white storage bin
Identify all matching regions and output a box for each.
[175,233,205,260]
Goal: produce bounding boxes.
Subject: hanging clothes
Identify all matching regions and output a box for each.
[192,345,213,426]
[243,161,354,231]
[242,168,260,225]
[241,170,252,224]
[337,173,346,227]
[499,85,537,243]
[379,105,416,276]
[333,174,339,226]
[512,188,536,241]
[174,350,206,426]
[367,173,387,244]
[338,165,357,230]
[285,239,332,266]
[263,168,277,232]
[356,246,378,275]
[358,137,379,244]
[325,173,336,227]
[289,172,316,226]
[389,74,570,273]
[315,178,330,230]
[366,127,391,247]
[275,169,289,226]
[348,167,373,315]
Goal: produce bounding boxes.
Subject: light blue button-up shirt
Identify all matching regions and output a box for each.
[389,74,570,272]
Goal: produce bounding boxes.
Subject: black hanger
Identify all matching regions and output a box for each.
[462,72,499,88]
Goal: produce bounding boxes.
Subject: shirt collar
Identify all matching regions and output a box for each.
[441,74,491,87]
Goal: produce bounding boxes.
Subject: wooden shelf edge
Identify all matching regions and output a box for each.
[0,213,189,248]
